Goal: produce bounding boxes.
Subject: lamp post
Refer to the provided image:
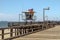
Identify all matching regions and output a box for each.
[19,14,20,22]
[19,14,24,26]
[43,7,50,27]
[19,14,24,22]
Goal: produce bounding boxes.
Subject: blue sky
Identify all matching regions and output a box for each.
[0,0,60,21]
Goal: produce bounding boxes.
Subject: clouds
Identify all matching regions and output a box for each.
[0,13,19,21]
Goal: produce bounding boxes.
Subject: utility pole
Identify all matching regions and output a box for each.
[43,7,50,28]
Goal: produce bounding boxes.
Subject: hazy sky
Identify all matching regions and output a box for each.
[0,0,60,21]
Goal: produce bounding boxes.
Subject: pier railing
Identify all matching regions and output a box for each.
[0,24,55,40]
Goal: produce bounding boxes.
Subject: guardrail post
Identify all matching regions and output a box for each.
[26,29,28,34]
[24,29,26,34]
[20,29,22,35]
[23,29,25,34]
[32,28,33,32]
[22,29,24,35]
[15,29,17,36]
[17,29,19,35]
[42,25,44,30]
[10,28,13,37]
[2,29,4,39]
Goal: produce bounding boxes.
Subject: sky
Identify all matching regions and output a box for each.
[0,0,60,22]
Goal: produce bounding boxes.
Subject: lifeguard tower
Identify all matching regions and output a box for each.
[22,9,35,24]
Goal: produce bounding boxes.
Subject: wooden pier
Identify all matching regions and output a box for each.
[0,23,55,40]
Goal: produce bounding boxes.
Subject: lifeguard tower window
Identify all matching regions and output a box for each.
[26,15,32,20]
[23,9,35,20]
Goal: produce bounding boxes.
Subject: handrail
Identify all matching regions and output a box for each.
[0,23,55,40]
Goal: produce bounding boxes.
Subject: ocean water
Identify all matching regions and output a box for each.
[0,21,8,28]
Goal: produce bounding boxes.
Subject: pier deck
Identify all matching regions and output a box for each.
[13,25,60,40]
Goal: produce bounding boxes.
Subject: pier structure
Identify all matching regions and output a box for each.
[0,23,55,40]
